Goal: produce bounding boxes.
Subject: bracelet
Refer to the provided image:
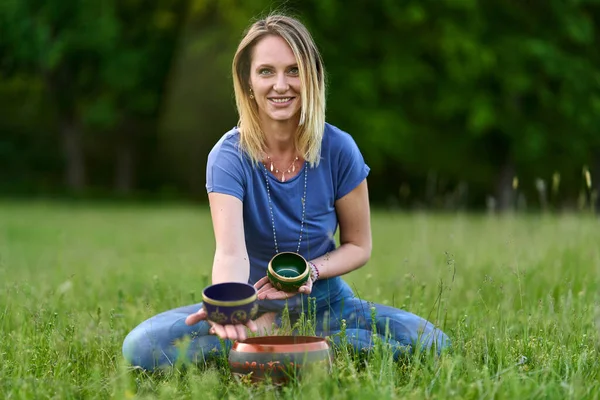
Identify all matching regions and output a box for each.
[309,261,320,282]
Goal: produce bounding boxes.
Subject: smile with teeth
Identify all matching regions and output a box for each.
[269,97,293,103]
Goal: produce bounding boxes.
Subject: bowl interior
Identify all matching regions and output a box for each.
[271,253,307,278]
[233,335,329,353]
[203,282,256,303]
[242,336,325,345]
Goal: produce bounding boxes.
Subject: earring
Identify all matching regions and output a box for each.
[249,88,254,99]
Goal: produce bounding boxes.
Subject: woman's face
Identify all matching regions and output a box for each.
[249,35,302,125]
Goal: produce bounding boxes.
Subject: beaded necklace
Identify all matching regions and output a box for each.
[261,160,307,254]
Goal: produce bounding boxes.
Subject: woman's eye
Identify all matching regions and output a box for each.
[258,69,272,75]
[288,67,299,75]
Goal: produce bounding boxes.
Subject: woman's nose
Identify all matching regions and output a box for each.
[273,73,289,93]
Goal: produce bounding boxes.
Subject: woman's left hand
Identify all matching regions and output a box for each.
[254,276,313,300]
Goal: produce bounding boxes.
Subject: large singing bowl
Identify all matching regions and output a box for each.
[267,252,310,292]
[228,336,332,384]
[202,282,259,325]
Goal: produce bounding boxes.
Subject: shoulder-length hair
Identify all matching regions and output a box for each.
[232,14,326,167]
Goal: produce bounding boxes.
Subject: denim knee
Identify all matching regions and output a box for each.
[416,325,451,355]
[122,326,167,371]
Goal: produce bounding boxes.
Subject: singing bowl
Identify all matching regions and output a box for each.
[228,336,332,384]
[202,282,259,325]
[267,252,310,292]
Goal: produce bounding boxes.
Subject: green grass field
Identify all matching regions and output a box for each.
[1,201,599,399]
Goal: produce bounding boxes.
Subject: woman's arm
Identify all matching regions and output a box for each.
[208,192,250,284]
[187,192,279,340]
[310,179,372,279]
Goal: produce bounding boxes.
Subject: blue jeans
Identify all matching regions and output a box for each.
[122,282,451,371]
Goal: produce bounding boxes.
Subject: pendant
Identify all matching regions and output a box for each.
[270,161,274,172]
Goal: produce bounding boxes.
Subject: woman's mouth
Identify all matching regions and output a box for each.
[268,97,294,106]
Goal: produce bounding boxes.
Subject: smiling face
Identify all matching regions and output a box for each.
[249,35,302,126]
[231,15,326,166]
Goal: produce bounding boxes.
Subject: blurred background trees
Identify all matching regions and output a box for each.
[1,0,599,212]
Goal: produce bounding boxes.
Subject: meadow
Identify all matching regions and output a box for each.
[1,201,599,399]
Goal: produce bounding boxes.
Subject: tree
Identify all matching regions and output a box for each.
[300,0,600,210]
[0,0,189,194]
[0,1,118,191]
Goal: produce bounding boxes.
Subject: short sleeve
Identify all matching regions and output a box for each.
[206,132,246,201]
[335,130,370,200]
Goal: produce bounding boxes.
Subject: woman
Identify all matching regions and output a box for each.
[122,14,450,371]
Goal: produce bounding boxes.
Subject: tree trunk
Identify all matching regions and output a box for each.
[114,122,136,195]
[44,68,86,193]
[495,157,516,212]
[115,141,134,195]
[61,117,86,192]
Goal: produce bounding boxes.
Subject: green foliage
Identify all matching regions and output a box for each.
[0,0,186,126]
[301,0,600,186]
[0,0,599,205]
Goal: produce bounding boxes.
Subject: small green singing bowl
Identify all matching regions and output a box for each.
[267,252,310,293]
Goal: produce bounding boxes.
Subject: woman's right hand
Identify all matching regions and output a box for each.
[185,308,258,341]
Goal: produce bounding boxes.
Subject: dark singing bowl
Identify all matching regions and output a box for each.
[228,335,332,384]
[267,252,310,292]
[202,282,259,325]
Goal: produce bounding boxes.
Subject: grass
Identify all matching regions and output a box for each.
[1,200,599,399]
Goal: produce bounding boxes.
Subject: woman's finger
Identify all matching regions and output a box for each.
[184,308,207,326]
[185,313,200,326]
[300,280,313,294]
[245,318,258,333]
[266,290,297,300]
[224,324,238,340]
[299,285,311,294]
[257,283,275,296]
[235,324,247,341]
[257,286,278,298]
[258,287,280,300]
[254,276,270,289]
[211,322,227,339]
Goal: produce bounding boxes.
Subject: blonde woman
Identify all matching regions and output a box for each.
[122,14,450,371]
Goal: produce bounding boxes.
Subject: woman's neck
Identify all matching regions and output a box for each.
[261,116,300,158]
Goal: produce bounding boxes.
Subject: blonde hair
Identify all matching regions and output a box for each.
[232,14,326,167]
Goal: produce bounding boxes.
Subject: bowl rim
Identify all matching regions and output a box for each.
[267,252,310,283]
[232,335,330,353]
[202,282,257,307]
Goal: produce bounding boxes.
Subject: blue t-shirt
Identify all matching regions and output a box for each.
[206,122,370,312]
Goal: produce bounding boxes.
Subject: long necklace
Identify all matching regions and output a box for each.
[261,161,307,254]
[267,156,299,182]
